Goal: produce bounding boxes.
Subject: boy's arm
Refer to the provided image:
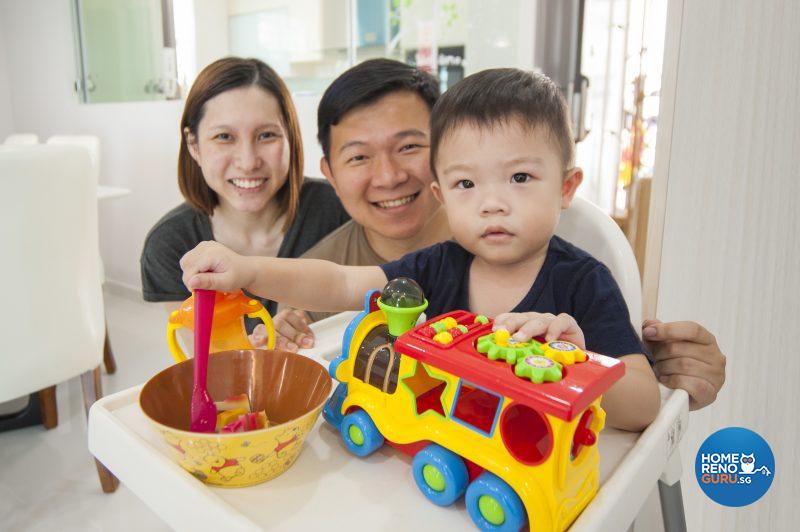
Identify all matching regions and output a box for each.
[601,354,661,432]
[181,241,388,312]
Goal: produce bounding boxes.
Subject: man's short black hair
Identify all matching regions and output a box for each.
[317,59,440,159]
[430,68,575,174]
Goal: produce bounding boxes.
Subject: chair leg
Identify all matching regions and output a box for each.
[38,386,58,429]
[81,366,119,493]
[658,479,687,532]
[103,324,117,375]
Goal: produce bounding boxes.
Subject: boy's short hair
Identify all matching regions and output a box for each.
[430,68,575,173]
[317,59,440,160]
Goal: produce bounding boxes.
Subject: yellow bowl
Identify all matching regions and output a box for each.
[140,349,332,487]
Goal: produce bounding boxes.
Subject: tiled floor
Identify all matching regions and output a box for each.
[0,291,173,531]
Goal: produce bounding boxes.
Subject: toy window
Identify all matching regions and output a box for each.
[500,403,553,465]
[402,362,447,417]
[451,381,502,436]
[354,324,400,394]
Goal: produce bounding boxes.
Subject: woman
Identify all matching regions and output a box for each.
[141,57,349,319]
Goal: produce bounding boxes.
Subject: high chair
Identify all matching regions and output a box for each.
[556,196,687,532]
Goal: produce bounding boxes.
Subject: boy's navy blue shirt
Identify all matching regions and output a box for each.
[380,236,650,361]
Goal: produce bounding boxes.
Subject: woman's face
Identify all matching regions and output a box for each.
[187,85,291,214]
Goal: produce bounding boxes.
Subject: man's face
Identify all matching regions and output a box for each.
[321,91,439,241]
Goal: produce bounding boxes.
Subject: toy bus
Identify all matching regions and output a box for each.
[323,279,624,531]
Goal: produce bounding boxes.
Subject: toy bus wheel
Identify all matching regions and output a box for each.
[340,410,384,457]
[411,444,468,506]
[465,472,527,531]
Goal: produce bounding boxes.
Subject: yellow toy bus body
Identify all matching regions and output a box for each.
[324,290,624,531]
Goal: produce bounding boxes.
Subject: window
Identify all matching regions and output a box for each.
[500,403,553,465]
[451,381,502,436]
[184,0,541,94]
[401,361,448,417]
[353,324,400,393]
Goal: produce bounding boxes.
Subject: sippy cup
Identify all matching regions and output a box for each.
[167,290,275,363]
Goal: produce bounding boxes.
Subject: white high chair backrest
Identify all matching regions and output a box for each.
[0,145,104,402]
[554,196,642,331]
[3,133,39,146]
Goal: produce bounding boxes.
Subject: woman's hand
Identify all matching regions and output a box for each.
[180,241,255,293]
[643,319,726,410]
[492,312,585,349]
[272,309,315,351]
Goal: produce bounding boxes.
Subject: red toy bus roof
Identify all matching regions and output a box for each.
[394,311,625,421]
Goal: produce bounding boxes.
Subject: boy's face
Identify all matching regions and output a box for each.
[321,91,440,241]
[432,119,582,266]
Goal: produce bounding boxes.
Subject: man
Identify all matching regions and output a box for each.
[262,59,725,411]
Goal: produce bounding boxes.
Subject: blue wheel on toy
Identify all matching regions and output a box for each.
[339,410,384,457]
[465,472,527,531]
[411,444,469,506]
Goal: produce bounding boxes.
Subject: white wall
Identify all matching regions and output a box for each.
[0,16,15,138]
[0,0,325,292]
[0,0,184,292]
[646,0,800,529]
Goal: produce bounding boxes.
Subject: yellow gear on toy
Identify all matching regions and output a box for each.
[542,341,588,365]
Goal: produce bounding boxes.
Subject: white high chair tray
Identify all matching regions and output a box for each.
[88,312,688,531]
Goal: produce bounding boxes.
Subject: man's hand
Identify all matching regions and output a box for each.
[493,312,585,349]
[271,309,315,352]
[643,319,726,410]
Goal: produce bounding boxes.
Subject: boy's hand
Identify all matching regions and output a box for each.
[643,319,726,411]
[180,241,255,293]
[273,309,315,352]
[493,312,585,350]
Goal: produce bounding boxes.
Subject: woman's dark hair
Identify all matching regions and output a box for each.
[317,59,440,159]
[430,68,575,174]
[178,57,303,231]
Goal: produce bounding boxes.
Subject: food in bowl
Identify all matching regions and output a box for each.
[213,393,270,433]
[140,349,332,487]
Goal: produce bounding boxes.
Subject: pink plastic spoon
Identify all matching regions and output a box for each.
[190,289,217,433]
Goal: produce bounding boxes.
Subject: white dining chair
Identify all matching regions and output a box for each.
[46,135,100,179]
[555,195,686,532]
[46,134,117,374]
[3,133,39,145]
[0,144,118,493]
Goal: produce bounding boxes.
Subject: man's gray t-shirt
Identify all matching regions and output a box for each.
[140,179,350,316]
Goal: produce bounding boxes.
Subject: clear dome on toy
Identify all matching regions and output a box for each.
[380,277,425,308]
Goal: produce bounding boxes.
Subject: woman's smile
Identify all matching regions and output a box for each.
[228,177,269,191]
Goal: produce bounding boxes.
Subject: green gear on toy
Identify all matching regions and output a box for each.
[514,355,563,384]
[476,332,544,364]
[474,315,489,325]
